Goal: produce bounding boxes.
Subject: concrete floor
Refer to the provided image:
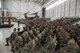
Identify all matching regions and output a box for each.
[0,22,25,53]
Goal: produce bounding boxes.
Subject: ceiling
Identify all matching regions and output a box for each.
[4,0,51,6]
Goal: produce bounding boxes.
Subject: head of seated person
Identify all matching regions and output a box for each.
[36,30,40,34]
[32,26,36,31]
[20,27,26,33]
[28,29,33,35]
[13,28,17,32]
[24,28,27,31]
[23,27,25,30]
[29,34,34,41]
[28,26,32,30]
[17,28,20,32]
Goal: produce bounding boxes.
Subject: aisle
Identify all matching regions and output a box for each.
[0,22,25,53]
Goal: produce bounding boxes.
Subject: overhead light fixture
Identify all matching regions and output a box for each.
[46,0,67,10]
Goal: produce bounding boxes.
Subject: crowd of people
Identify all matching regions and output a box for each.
[5,17,80,53]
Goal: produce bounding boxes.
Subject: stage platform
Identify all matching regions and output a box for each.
[0,24,14,28]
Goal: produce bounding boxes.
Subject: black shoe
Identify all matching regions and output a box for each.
[11,50,15,53]
[5,44,9,46]
[11,49,15,52]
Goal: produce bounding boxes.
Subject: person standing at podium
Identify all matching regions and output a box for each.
[18,20,20,27]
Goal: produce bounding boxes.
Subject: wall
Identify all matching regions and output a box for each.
[3,0,42,19]
[45,0,80,20]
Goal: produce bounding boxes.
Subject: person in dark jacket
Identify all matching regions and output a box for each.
[18,21,20,27]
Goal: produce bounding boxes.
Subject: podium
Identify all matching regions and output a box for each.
[0,17,14,28]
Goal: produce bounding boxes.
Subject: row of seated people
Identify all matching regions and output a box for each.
[5,17,80,53]
[5,26,56,53]
[5,25,80,53]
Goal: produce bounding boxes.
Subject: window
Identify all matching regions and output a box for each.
[46,0,67,10]
[0,1,1,8]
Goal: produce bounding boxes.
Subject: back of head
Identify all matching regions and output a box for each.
[23,27,25,30]
[13,28,16,32]
[30,35,34,40]
[18,28,20,31]
[24,29,27,31]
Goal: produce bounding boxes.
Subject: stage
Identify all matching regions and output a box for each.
[0,24,14,28]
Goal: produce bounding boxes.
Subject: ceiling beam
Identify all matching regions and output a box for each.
[3,0,50,6]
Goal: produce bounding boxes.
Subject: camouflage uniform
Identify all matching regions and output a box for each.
[14,36,23,53]
[66,39,79,53]
[21,31,29,44]
[23,39,36,53]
